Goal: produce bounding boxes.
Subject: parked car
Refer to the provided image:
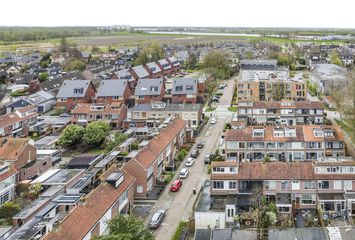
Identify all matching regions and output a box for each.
[204,153,215,164]
[211,118,217,124]
[191,149,200,158]
[211,96,219,102]
[185,157,195,167]
[180,168,189,178]
[218,84,225,89]
[149,210,166,229]
[170,179,183,192]
[197,141,205,148]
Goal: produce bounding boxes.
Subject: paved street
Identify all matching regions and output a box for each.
[147,77,236,240]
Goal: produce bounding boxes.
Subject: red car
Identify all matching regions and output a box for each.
[170,179,183,192]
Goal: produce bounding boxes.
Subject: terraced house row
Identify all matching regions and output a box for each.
[223,125,345,162]
[236,100,324,126]
[209,160,355,221]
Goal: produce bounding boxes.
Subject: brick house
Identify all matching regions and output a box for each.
[0,105,37,137]
[110,69,135,87]
[129,65,150,82]
[71,103,128,129]
[56,80,96,111]
[43,166,135,240]
[209,160,355,222]
[157,59,173,76]
[167,56,181,75]
[0,163,17,206]
[95,79,131,104]
[134,78,165,104]
[0,137,40,181]
[236,100,324,126]
[123,118,186,198]
[224,125,345,162]
[237,69,306,102]
[171,78,199,104]
[144,62,164,78]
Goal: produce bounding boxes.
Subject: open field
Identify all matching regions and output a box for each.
[0,31,352,53]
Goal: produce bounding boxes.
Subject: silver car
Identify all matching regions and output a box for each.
[149,209,166,229]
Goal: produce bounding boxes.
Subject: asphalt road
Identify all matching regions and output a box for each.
[146,77,236,240]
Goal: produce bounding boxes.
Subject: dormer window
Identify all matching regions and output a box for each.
[313,129,324,137]
[186,85,193,90]
[74,88,84,94]
[285,128,296,137]
[253,129,264,137]
[324,128,334,137]
[273,130,284,137]
[175,86,183,92]
[150,86,158,92]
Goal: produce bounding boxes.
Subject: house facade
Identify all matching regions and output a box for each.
[237,100,324,126]
[171,78,199,104]
[209,160,355,222]
[71,103,128,129]
[134,78,165,104]
[224,125,345,162]
[0,105,38,137]
[56,80,96,111]
[95,79,131,104]
[125,102,202,130]
[0,163,17,206]
[237,70,306,102]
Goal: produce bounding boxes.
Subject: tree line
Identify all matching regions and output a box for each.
[0,27,96,42]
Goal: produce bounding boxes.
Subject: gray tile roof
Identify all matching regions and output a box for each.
[171,78,197,95]
[131,65,150,78]
[56,80,92,98]
[146,62,162,74]
[158,59,171,70]
[115,69,133,81]
[96,79,128,97]
[168,57,180,66]
[135,78,164,96]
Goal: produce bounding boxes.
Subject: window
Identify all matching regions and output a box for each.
[281,181,289,190]
[334,180,342,190]
[229,181,237,189]
[213,167,225,173]
[230,167,237,173]
[265,181,276,190]
[252,129,264,137]
[186,85,194,90]
[292,180,300,190]
[73,87,84,94]
[318,181,329,189]
[344,180,352,190]
[137,185,143,193]
[304,181,316,190]
[175,86,183,92]
[213,181,224,189]
[278,207,290,213]
[301,194,316,204]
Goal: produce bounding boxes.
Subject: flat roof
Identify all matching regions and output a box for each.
[31,169,61,184]
[33,169,83,186]
[13,197,50,219]
[119,137,137,148]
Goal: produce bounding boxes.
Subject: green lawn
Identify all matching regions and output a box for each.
[205,107,216,112]
[228,106,238,112]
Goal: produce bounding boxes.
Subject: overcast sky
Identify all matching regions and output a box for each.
[1,0,354,28]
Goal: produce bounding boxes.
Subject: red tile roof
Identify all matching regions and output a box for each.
[0,164,17,182]
[134,118,186,169]
[44,165,135,240]
[0,137,30,160]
